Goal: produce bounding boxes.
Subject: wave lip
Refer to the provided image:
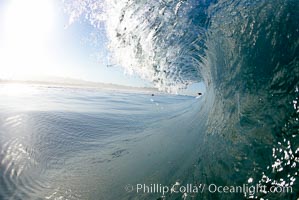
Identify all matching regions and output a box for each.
[62,0,299,199]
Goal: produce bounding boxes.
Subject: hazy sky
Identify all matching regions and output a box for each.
[0,0,206,95]
[0,0,151,87]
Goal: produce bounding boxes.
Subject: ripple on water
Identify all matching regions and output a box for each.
[0,133,48,198]
[45,188,83,200]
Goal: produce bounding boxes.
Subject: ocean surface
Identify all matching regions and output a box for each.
[0,83,297,200]
[1,0,299,199]
[0,84,206,200]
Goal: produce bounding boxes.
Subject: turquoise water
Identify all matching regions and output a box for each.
[1,0,298,199]
[0,83,297,200]
[0,85,205,199]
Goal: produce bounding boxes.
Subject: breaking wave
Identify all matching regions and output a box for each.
[63,0,299,199]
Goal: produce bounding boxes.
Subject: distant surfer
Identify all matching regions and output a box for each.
[196,92,202,99]
[151,94,154,96]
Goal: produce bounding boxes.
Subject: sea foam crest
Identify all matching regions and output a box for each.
[63,0,210,93]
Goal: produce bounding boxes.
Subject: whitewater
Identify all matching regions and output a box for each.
[1,0,298,199]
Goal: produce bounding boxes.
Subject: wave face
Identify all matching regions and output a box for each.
[63,0,299,199]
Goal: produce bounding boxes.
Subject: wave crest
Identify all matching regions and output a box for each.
[64,0,213,92]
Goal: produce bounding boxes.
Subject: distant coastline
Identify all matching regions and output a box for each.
[0,78,159,94]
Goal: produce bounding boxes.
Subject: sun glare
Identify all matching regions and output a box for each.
[0,0,55,80]
[0,83,38,96]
